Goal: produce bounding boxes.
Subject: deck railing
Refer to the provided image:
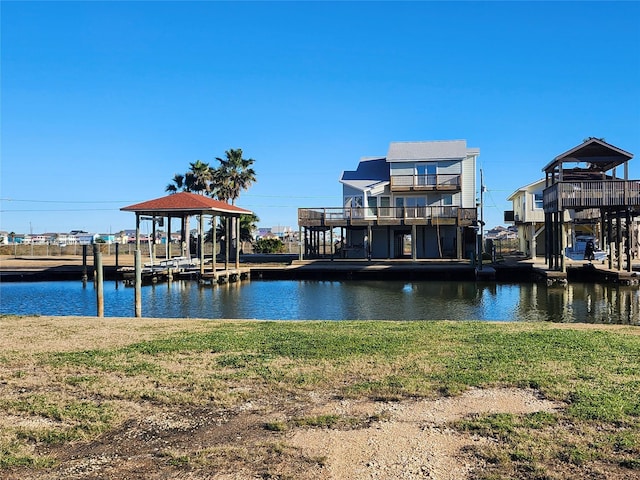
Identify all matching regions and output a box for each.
[298,206,477,225]
[390,174,461,191]
[543,180,640,212]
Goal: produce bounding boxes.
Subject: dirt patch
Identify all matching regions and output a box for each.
[3,387,563,480]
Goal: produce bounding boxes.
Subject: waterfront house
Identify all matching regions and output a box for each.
[506,179,551,258]
[542,138,638,272]
[298,140,479,260]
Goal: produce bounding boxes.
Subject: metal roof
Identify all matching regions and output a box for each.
[386,140,470,162]
[121,192,252,216]
[340,157,390,191]
[543,138,634,173]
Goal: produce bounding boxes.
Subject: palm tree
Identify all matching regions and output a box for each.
[188,160,213,195]
[165,173,187,194]
[212,149,256,204]
[207,213,259,254]
[211,149,256,256]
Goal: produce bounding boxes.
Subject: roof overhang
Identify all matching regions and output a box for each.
[543,138,633,173]
[121,192,252,217]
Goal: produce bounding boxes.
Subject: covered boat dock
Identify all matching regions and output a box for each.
[121,192,253,316]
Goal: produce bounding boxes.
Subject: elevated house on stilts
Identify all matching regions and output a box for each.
[543,138,639,272]
[298,140,479,261]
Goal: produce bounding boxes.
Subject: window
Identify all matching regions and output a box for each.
[534,193,543,209]
[442,194,453,206]
[367,196,377,216]
[417,164,437,185]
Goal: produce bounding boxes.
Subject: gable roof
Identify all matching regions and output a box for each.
[121,192,252,216]
[386,140,470,162]
[543,137,633,173]
[507,178,546,201]
[340,157,389,191]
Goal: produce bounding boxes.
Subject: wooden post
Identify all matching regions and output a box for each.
[235,215,240,269]
[134,249,142,318]
[617,211,622,271]
[199,213,205,277]
[626,211,632,272]
[94,244,104,317]
[151,215,157,265]
[81,244,88,284]
[608,212,614,270]
[167,215,172,260]
[225,217,230,271]
[212,215,217,275]
[299,226,304,261]
[330,228,334,261]
[411,224,417,261]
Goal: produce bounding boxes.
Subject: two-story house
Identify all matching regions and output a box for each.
[298,140,479,260]
[506,179,547,258]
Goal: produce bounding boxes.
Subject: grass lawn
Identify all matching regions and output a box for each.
[0,316,639,479]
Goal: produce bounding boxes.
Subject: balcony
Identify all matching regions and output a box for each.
[390,174,461,192]
[298,206,477,227]
[543,180,640,213]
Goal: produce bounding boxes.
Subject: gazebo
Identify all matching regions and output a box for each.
[121,192,253,316]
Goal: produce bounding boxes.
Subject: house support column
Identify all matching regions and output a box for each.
[626,211,632,272]
[411,224,417,261]
[607,212,614,270]
[617,211,622,271]
[544,212,551,268]
[330,228,334,261]
[560,213,566,273]
[299,226,304,261]
[367,224,372,260]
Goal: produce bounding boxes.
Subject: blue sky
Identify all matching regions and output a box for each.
[2,1,639,235]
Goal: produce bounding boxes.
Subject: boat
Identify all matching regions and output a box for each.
[565,235,607,261]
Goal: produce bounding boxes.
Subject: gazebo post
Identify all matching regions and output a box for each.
[167,215,172,260]
[225,216,230,271]
[235,215,240,269]
[212,214,217,276]
[199,213,205,277]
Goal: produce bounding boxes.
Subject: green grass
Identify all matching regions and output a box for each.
[2,320,639,477]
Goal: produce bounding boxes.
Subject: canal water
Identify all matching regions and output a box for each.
[1,280,639,324]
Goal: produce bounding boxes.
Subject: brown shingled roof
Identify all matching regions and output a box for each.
[121,192,252,216]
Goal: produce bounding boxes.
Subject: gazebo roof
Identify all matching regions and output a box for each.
[543,137,633,173]
[121,192,253,217]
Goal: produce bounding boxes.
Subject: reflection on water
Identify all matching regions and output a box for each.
[0,280,638,324]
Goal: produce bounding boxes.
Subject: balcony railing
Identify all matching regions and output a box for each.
[390,174,461,191]
[298,206,477,226]
[543,180,640,212]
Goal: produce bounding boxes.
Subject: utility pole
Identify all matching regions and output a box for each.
[480,168,485,255]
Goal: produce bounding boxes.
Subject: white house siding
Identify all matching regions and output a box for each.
[461,153,477,209]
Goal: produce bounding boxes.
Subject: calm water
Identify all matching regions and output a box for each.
[1,280,639,324]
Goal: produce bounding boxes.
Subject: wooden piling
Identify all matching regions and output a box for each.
[134,249,142,317]
[94,244,104,317]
